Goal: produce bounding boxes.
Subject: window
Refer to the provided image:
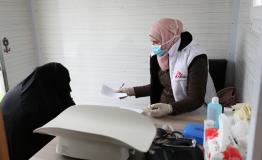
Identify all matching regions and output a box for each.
[253,0,262,7]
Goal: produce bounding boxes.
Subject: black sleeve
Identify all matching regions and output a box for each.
[134,84,151,98]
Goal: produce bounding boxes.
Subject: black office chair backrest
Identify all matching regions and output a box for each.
[208,59,227,92]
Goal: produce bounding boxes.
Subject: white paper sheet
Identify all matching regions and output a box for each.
[120,107,144,114]
[101,84,127,98]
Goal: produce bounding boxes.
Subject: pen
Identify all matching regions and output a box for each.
[120,83,125,89]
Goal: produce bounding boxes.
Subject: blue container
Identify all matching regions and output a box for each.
[183,123,204,145]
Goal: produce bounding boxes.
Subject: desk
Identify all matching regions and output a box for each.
[29,138,71,160]
[152,110,204,130]
[30,110,204,160]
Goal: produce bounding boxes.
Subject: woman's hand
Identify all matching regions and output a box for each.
[115,87,135,98]
[143,103,173,118]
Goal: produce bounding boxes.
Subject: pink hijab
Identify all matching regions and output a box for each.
[149,18,183,71]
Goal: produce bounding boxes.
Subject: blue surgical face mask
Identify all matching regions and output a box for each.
[150,34,181,57]
[151,44,166,57]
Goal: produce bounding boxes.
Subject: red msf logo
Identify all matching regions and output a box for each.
[175,71,183,78]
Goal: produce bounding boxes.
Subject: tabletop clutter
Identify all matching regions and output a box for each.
[204,97,251,160]
[154,96,251,160]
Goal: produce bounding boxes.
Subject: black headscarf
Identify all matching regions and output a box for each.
[0,62,75,160]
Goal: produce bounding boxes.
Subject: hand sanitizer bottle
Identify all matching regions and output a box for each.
[207,97,222,128]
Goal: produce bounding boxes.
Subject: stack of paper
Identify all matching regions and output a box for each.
[101,84,127,99]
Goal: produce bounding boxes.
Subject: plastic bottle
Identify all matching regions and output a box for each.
[207,97,222,128]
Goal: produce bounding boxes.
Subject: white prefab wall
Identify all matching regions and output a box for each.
[235,1,262,104]
[31,0,234,107]
[235,1,262,159]
[0,0,38,88]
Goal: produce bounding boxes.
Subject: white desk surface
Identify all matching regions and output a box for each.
[30,112,204,160]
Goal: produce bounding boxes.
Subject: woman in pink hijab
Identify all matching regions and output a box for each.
[149,18,183,71]
[118,18,216,118]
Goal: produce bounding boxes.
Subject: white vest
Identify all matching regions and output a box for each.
[168,38,216,105]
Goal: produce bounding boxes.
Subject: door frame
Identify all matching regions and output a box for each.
[0,43,9,92]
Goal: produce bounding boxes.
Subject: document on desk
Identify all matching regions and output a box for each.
[120,107,144,114]
[101,84,127,99]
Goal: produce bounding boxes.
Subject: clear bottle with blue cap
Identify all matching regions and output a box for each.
[207,97,222,128]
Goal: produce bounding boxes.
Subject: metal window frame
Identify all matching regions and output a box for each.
[0,43,9,92]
